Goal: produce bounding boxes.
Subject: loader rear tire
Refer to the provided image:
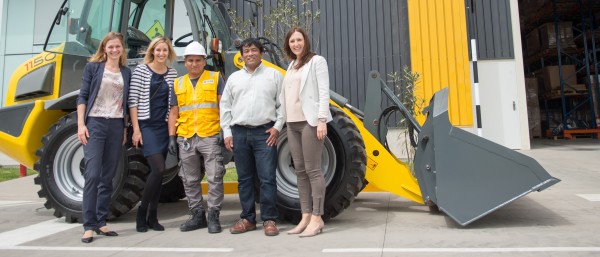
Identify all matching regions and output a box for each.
[33,112,146,223]
[276,106,366,223]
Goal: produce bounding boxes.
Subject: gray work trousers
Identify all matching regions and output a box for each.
[286,121,325,215]
[177,134,225,211]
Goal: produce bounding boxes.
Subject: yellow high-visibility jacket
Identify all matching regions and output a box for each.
[174,71,221,138]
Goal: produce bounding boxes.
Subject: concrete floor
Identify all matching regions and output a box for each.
[0,139,598,257]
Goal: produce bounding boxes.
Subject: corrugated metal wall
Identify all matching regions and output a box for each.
[466,0,514,60]
[230,0,475,126]
[407,0,473,126]
[229,0,411,110]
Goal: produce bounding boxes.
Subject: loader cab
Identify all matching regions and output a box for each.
[44,0,232,96]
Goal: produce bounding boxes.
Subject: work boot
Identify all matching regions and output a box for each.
[147,209,165,231]
[136,206,148,233]
[179,208,207,232]
[207,210,222,234]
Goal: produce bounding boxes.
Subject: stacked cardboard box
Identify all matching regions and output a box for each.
[537,65,577,92]
[538,22,576,50]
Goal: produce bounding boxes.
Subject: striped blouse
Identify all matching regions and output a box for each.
[128,64,178,121]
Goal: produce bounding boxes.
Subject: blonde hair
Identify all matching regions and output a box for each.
[89,32,127,66]
[143,37,177,65]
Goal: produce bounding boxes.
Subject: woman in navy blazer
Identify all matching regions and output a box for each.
[281,27,332,237]
[76,32,131,243]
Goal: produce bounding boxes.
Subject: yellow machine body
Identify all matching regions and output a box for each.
[0,49,68,167]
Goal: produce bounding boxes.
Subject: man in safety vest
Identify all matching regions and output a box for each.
[167,41,226,233]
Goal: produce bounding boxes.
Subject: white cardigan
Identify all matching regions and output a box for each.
[282,55,333,126]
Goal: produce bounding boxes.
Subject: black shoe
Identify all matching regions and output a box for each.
[94,228,118,236]
[147,209,165,231]
[180,208,207,232]
[136,206,148,233]
[81,236,93,243]
[81,231,93,243]
[207,210,222,234]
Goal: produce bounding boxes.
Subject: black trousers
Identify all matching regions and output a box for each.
[82,117,124,231]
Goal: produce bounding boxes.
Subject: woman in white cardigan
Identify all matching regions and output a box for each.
[281,27,333,237]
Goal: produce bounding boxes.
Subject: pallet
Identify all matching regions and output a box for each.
[573,89,589,94]
[563,129,600,140]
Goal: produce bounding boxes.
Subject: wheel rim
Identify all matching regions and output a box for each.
[276,132,337,199]
[162,152,179,184]
[53,134,85,201]
[162,165,180,184]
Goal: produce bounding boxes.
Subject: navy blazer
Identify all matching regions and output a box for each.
[77,61,132,125]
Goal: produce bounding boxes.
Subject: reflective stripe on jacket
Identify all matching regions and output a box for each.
[174,71,220,137]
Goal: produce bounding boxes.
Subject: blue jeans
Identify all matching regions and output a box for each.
[232,124,278,224]
[82,117,124,231]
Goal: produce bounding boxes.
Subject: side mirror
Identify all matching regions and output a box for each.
[210,38,220,53]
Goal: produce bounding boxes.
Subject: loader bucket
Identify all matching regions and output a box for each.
[413,88,560,226]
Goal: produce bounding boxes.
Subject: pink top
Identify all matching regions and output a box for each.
[88,69,124,118]
[283,66,306,122]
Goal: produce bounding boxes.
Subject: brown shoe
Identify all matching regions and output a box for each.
[229,219,257,234]
[263,220,279,236]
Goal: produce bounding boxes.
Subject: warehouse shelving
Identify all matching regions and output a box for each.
[521,0,600,138]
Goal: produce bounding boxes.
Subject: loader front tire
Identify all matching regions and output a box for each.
[276,106,366,223]
[34,112,145,223]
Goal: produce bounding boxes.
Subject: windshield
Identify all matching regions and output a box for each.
[128,0,166,38]
[44,0,231,58]
[194,0,231,51]
[44,0,122,56]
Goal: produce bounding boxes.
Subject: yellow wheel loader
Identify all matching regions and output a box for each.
[0,0,558,226]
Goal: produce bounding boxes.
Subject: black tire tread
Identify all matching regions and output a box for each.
[322,106,367,220]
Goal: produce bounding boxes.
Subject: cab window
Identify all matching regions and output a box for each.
[44,0,122,56]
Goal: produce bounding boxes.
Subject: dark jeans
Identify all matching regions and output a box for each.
[232,124,278,224]
[82,117,124,231]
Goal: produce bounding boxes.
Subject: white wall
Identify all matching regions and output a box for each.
[468,0,530,150]
[478,60,522,149]
[0,0,6,106]
[1,0,35,107]
[510,0,531,150]
[0,0,61,107]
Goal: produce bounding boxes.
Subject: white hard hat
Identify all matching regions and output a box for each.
[184,41,207,57]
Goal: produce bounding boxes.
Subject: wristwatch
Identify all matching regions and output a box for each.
[318,118,327,123]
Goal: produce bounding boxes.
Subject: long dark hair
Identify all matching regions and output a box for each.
[284,27,315,69]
